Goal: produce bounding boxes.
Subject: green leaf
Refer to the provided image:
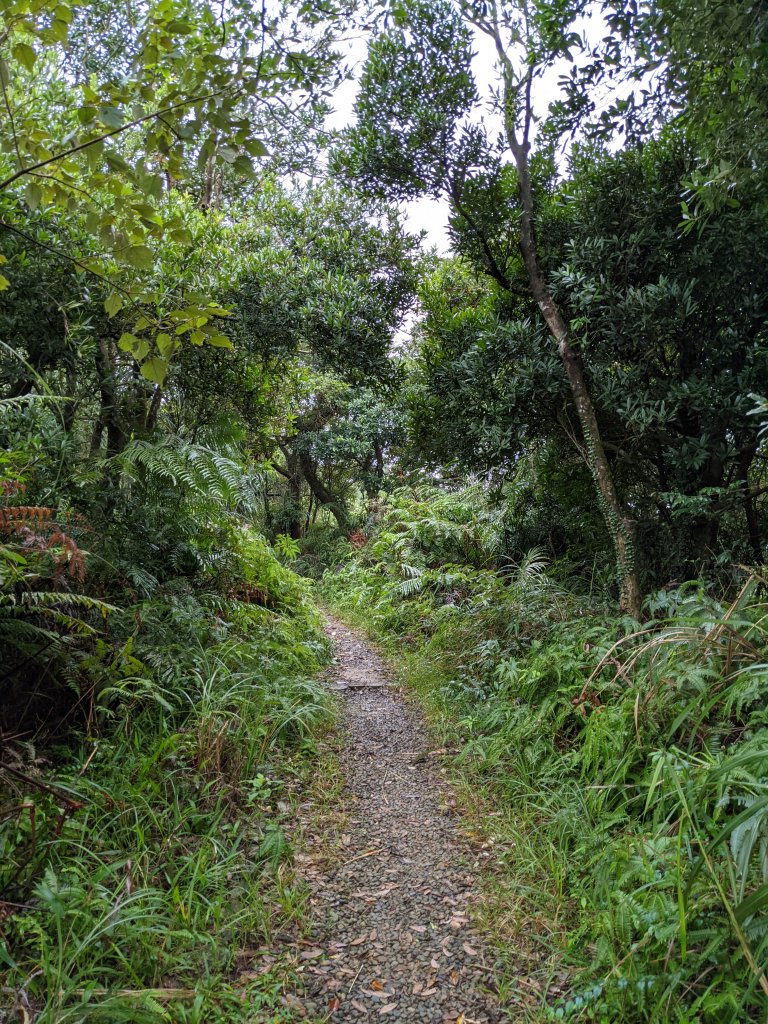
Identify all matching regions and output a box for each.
[208,333,233,348]
[12,42,36,72]
[25,181,42,211]
[47,18,70,44]
[99,105,124,129]
[0,274,9,292]
[123,245,154,270]
[244,138,269,158]
[104,292,123,318]
[233,154,255,177]
[156,332,177,358]
[77,105,97,125]
[54,4,73,25]
[117,332,139,352]
[139,357,168,385]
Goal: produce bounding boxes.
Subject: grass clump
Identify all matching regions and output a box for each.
[321,486,768,1023]
[1,529,333,1024]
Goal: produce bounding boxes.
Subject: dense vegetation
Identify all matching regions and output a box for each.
[1,0,767,1021]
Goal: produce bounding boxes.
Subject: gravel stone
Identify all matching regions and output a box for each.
[294,617,502,1023]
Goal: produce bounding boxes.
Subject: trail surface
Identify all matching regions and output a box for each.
[294,616,501,1023]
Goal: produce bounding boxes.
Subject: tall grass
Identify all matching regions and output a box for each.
[321,491,768,1022]
[1,548,333,1023]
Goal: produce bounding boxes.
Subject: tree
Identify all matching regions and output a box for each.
[338,0,643,615]
[0,0,348,382]
[555,0,768,222]
[271,376,409,537]
[406,136,768,585]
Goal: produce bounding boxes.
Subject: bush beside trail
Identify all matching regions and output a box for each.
[321,487,768,1023]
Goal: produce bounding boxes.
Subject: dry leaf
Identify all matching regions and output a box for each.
[410,924,427,933]
[462,943,478,956]
[379,1003,398,1015]
[350,935,368,946]
[370,980,384,991]
[351,1000,368,1013]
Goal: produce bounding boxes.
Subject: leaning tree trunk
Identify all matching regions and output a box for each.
[489,29,642,618]
[300,455,352,534]
[513,153,641,617]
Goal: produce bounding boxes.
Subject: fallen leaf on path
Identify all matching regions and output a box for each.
[370,980,383,991]
[328,997,341,1012]
[409,924,427,933]
[379,1003,398,1014]
[350,935,368,946]
[300,948,325,960]
[462,943,478,956]
[351,1000,368,1013]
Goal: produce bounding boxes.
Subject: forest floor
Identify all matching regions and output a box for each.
[288,616,503,1023]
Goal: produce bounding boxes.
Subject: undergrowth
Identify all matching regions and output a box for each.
[1,570,332,1024]
[0,415,335,1024]
[321,486,768,1023]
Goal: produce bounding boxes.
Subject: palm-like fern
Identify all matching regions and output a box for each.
[117,438,264,509]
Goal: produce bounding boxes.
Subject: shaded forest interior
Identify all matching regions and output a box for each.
[1,0,767,1021]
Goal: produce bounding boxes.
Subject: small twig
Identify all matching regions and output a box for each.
[0,763,84,809]
[69,988,196,1001]
[342,848,381,867]
[346,960,365,998]
[78,742,100,777]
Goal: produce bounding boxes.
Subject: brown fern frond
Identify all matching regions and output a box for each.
[47,530,87,585]
[0,506,55,534]
[0,479,26,497]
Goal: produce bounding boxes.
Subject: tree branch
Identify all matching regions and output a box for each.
[0,86,243,193]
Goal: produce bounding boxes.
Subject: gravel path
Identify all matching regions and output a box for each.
[294,616,502,1023]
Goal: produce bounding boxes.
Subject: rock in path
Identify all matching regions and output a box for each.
[294,616,501,1023]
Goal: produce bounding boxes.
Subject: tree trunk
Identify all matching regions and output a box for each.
[300,455,352,533]
[284,450,304,540]
[95,338,127,457]
[492,41,642,617]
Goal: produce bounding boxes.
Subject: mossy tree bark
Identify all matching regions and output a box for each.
[472,0,642,618]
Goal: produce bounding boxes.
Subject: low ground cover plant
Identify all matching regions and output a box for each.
[322,487,768,1023]
[0,416,333,1023]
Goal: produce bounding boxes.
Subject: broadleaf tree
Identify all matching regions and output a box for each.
[337,0,643,615]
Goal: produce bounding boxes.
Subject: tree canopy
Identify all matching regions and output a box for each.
[2,0,768,1021]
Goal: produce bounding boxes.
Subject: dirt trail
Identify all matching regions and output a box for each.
[294,616,502,1023]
